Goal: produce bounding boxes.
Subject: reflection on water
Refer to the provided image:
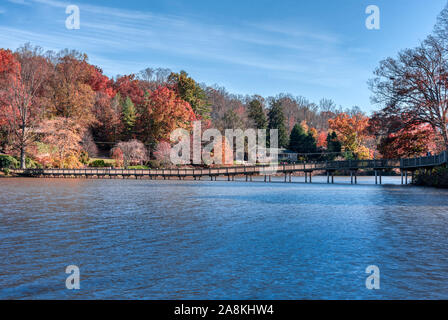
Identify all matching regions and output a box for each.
[0,177,447,299]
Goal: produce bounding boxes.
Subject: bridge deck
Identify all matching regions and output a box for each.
[10,151,447,181]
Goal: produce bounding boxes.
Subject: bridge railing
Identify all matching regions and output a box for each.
[401,150,447,168]
[9,150,448,177]
[284,159,401,170]
[324,159,401,170]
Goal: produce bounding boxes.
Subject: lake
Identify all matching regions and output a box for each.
[0,176,447,299]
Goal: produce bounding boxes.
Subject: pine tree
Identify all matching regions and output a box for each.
[268,99,289,148]
[122,96,136,139]
[247,99,267,129]
[289,123,317,154]
[168,70,210,119]
[326,131,342,160]
[223,109,243,129]
[289,123,306,152]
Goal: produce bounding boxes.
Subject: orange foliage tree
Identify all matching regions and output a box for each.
[317,130,328,148]
[138,87,196,147]
[39,117,84,168]
[328,113,372,159]
[51,55,96,127]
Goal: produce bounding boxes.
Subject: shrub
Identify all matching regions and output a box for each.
[79,151,89,165]
[89,159,108,168]
[414,167,448,188]
[148,160,162,169]
[0,155,19,169]
[24,157,42,169]
[112,140,147,168]
[2,168,10,175]
[128,165,150,169]
[111,148,124,168]
[153,141,171,166]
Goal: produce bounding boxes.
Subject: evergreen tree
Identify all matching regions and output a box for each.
[304,129,317,154]
[223,109,243,129]
[122,96,136,139]
[247,99,267,129]
[289,123,306,152]
[168,70,210,119]
[326,131,342,160]
[289,123,317,154]
[268,99,289,148]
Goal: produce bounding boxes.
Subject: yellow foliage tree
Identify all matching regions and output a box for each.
[328,113,372,160]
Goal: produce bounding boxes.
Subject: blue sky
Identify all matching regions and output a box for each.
[0,0,446,113]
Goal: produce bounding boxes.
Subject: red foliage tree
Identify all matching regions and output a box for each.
[138,86,196,146]
[86,65,115,97]
[91,91,122,143]
[113,75,145,106]
[0,47,52,168]
[377,123,436,159]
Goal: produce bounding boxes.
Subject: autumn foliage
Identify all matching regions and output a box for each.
[1,42,445,169]
[377,124,437,159]
[0,45,202,168]
[139,87,197,144]
[329,113,372,159]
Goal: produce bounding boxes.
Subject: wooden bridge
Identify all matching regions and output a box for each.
[10,150,447,185]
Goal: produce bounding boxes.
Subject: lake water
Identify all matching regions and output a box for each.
[0,176,447,299]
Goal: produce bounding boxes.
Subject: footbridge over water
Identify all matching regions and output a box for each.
[11,151,447,185]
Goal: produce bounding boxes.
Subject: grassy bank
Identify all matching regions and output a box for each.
[414,167,448,188]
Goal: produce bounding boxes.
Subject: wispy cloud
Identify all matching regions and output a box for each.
[247,22,342,45]
[0,0,370,91]
[7,0,30,5]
